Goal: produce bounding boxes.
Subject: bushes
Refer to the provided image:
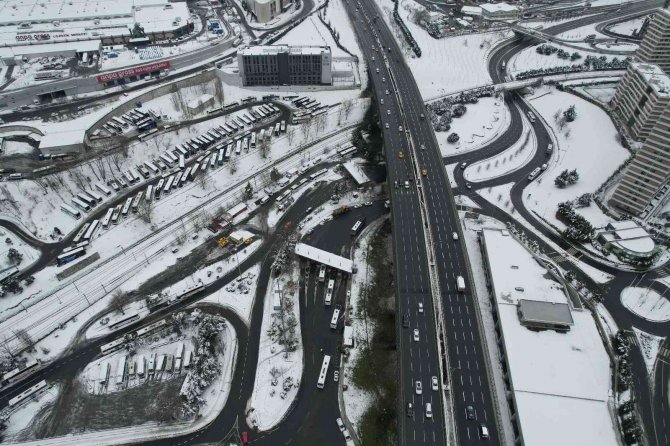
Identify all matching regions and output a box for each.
[515,56,631,80]
[554,169,579,188]
[447,133,460,143]
[556,201,593,242]
[426,86,494,132]
[393,2,422,57]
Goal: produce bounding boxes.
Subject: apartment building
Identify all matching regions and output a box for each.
[635,8,670,74]
[238,45,332,86]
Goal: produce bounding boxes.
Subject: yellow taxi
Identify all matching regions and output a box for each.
[398,151,404,159]
[421,168,428,176]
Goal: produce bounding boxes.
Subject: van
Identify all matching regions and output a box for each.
[425,403,433,418]
[479,424,489,439]
[456,276,466,292]
[541,163,547,171]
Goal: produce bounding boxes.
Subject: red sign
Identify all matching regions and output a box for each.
[96,61,171,83]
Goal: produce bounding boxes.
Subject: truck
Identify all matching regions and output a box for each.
[332,205,350,218]
[546,143,553,155]
[456,276,466,292]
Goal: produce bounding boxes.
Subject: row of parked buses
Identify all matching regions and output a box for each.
[103,108,156,136]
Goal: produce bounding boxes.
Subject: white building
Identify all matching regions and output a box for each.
[244,0,282,23]
[480,3,519,21]
[187,93,215,116]
[480,228,617,446]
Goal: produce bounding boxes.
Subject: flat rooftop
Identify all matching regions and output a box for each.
[481,228,617,446]
[518,299,574,326]
[294,242,352,273]
[631,62,670,98]
[241,45,331,57]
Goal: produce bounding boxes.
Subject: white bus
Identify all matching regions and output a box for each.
[217,148,225,166]
[240,114,251,126]
[528,167,541,181]
[112,116,129,128]
[242,138,248,153]
[209,154,216,169]
[72,198,91,212]
[111,205,122,224]
[274,123,281,136]
[280,120,286,133]
[179,154,185,170]
[145,184,154,201]
[317,355,331,389]
[121,197,133,216]
[88,190,104,203]
[173,171,183,189]
[330,308,340,330]
[160,154,174,166]
[180,167,192,186]
[250,132,257,148]
[61,204,81,219]
[163,175,175,193]
[76,193,97,207]
[325,279,334,306]
[145,161,160,175]
[82,219,99,241]
[318,264,326,282]
[101,207,114,228]
[73,223,89,243]
[235,140,242,155]
[131,191,143,212]
[95,183,112,196]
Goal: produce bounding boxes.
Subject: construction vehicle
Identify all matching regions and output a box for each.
[332,205,350,217]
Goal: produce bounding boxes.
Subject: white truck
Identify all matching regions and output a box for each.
[456,276,466,292]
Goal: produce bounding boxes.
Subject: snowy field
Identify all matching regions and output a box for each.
[0,228,40,271]
[608,15,649,36]
[279,16,349,58]
[374,0,509,99]
[247,261,303,431]
[522,87,629,230]
[573,83,618,105]
[463,110,534,182]
[437,96,510,157]
[621,287,670,322]
[200,264,261,326]
[3,384,60,442]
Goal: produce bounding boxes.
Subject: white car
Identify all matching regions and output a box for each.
[385,89,390,95]
[398,125,403,132]
[418,302,423,313]
[385,123,389,129]
[381,98,385,104]
[413,329,419,342]
[431,376,439,391]
[336,418,346,432]
[415,380,422,395]
[376,68,380,73]
[387,110,391,115]
[452,232,459,241]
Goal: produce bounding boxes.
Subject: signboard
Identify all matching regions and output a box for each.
[96,61,171,83]
[15,32,88,42]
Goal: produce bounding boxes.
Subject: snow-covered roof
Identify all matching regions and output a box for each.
[240,45,330,57]
[294,243,353,273]
[0,40,101,59]
[631,63,670,98]
[461,6,482,16]
[39,129,85,149]
[229,229,255,242]
[481,228,617,446]
[342,159,371,185]
[599,220,656,254]
[480,2,519,13]
[187,94,214,110]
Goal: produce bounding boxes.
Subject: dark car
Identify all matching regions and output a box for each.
[466,405,475,420]
[407,402,414,417]
[402,314,410,328]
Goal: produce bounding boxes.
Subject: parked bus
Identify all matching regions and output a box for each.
[138,128,158,141]
[159,154,174,166]
[121,197,133,216]
[73,223,90,243]
[309,168,328,180]
[57,246,86,266]
[1,360,39,386]
[325,279,334,306]
[528,167,541,181]
[72,198,91,212]
[217,148,225,166]
[112,116,129,128]
[180,167,192,186]
[123,171,136,185]
[163,175,175,194]
[61,204,81,219]
[251,132,257,148]
[83,219,99,241]
[527,111,536,123]
[351,219,365,236]
[76,193,97,207]
[145,161,160,175]
[330,308,340,330]
[101,208,114,228]
[274,123,281,136]
[317,355,331,389]
[145,184,154,201]
[242,138,248,153]
[240,115,251,126]
[318,264,326,282]
[131,191,143,212]
[88,191,104,203]
[111,204,122,224]
[235,140,242,155]
[280,120,286,133]
[8,380,47,407]
[95,183,112,196]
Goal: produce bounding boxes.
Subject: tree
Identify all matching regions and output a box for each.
[14,329,34,351]
[563,105,577,122]
[258,138,270,159]
[287,127,296,145]
[447,133,460,143]
[137,199,153,224]
[452,104,467,118]
[7,248,22,266]
[109,290,131,315]
[244,182,253,200]
[576,193,592,207]
[342,99,354,122]
[229,157,238,174]
[270,167,281,181]
[554,169,579,188]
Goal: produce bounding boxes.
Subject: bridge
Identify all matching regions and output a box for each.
[509,23,637,55]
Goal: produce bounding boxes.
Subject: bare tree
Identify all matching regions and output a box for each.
[109,290,131,315]
[111,152,123,171]
[287,127,296,145]
[229,157,238,174]
[342,99,354,122]
[258,137,270,159]
[94,157,108,181]
[137,199,153,224]
[315,113,327,133]
[14,329,34,352]
[197,171,207,189]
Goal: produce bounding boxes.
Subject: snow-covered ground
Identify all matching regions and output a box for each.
[1,140,34,156]
[607,15,649,36]
[621,287,670,322]
[522,87,629,230]
[247,260,303,431]
[437,96,510,157]
[0,228,40,271]
[85,300,150,340]
[573,83,618,105]
[3,383,60,442]
[279,16,348,58]
[555,22,606,41]
[374,0,509,99]
[199,264,261,326]
[632,326,664,376]
[463,111,534,182]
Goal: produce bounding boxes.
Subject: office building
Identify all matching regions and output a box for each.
[635,8,670,74]
[238,45,332,86]
[243,0,282,23]
[610,62,670,140]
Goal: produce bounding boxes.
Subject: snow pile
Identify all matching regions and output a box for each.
[621,287,670,323]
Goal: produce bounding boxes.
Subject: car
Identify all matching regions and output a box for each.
[420,113,425,120]
[420,144,426,151]
[336,418,346,432]
[123,92,129,97]
[421,168,428,176]
[425,403,433,418]
[398,125,403,132]
[466,183,472,189]
[242,431,249,444]
[334,370,339,382]
[375,68,380,73]
[385,123,389,129]
[466,405,475,420]
[460,162,467,169]
[432,376,439,391]
[306,207,313,214]
[404,180,410,189]
[413,329,419,341]
[398,151,404,159]
[394,180,398,188]
[452,232,459,240]
[418,302,423,313]
[479,424,489,439]
[364,201,373,206]
[407,402,415,417]
[387,109,391,115]
[541,163,548,170]
[372,56,375,61]
[380,98,384,104]
[385,89,390,95]
[415,380,422,394]
[403,314,410,327]
[382,77,386,83]
[343,429,352,441]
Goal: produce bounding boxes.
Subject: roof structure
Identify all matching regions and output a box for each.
[599,220,656,254]
[517,299,574,326]
[481,2,519,13]
[240,45,331,56]
[461,6,482,15]
[342,159,372,185]
[39,129,85,150]
[631,62,670,98]
[294,243,353,273]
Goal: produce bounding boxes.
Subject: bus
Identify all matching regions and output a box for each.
[251,132,257,148]
[111,205,122,224]
[95,183,112,196]
[325,279,334,306]
[178,154,185,170]
[256,108,266,120]
[72,198,91,212]
[235,140,242,155]
[318,264,326,282]
[275,190,290,204]
[8,380,47,408]
[180,167,191,186]
[175,145,189,157]
[61,204,81,219]
[88,191,104,203]
[121,197,133,216]
[209,154,216,169]
[57,246,86,266]
[528,167,541,181]
[145,184,154,201]
[138,128,158,141]
[242,138,248,153]
[527,111,536,123]
[101,207,114,228]
[240,115,251,126]
[73,223,90,243]
[112,116,129,128]
[160,154,174,166]
[172,172,182,189]
[330,308,340,330]
[351,219,365,236]
[131,191,143,212]
[309,168,328,180]
[317,355,331,389]
[163,175,175,194]
[100,337,126,355]
[280,120,286,133]
[137,165,151,179]
[217,148,225,166]
[83,219,99,241]
[274,123,281,136]
[77,193,97,208]
[145,161,159,175]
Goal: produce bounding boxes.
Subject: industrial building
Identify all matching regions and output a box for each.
[635,8,670,75]
[238,45,332,86]
[480,3,519,21]
[610,62,670,141]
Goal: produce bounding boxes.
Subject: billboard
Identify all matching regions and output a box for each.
[96,61,171,83]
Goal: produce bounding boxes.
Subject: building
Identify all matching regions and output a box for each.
[0,0,191,60]
[461,6,482,17]
[294,243,353,273]
[187,93,215,115]
[610,62,670,140]
[480,228,617,446]
[595,220,659,264]
[39,129,85,154]
[609,107,670,215]
[238,45,332,87]
[635,8,670,74]
[480,3,519,21]
[244,0,282,23]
